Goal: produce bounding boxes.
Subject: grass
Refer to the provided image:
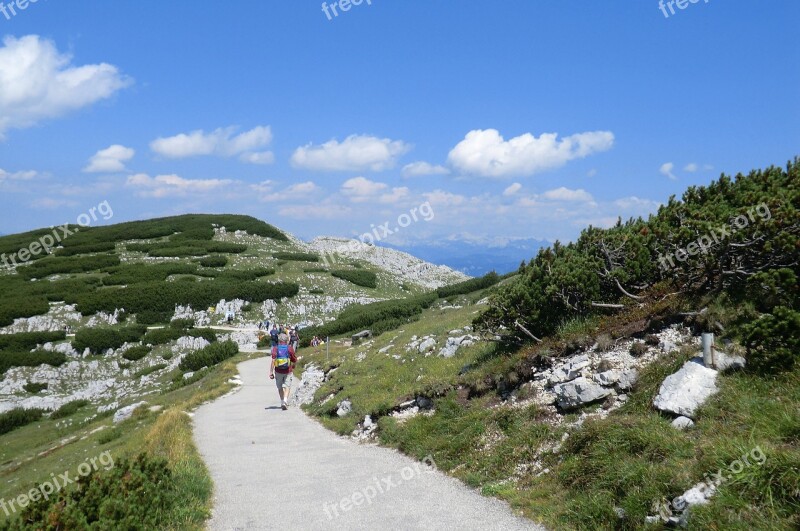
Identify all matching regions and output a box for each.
[296,291,800,530]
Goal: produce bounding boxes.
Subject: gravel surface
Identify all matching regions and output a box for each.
[193,357,544,530]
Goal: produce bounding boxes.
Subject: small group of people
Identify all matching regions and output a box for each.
[310,336,324,347]
[267,323,300,350]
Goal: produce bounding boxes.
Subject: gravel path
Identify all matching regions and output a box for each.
[193,357,544,530]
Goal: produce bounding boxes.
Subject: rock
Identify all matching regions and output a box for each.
[398,399,416,409]
[593,370,621,386]
[671,416,695,430]
[292,364,325,406]
[363,415,373,428]
[183,372,195,380]
[176,336,211,351]
[418,338,436,353]
[553,377,612,410]
[617,369,639,391]
[416,396,433,410]
[675,481,716,507]
[714,351,746,372]
[351,330,372,342]
[113,401,148,423]
[336,400,352,417]
[653,359,718,419]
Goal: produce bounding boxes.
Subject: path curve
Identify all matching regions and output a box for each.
[193,357,544,531]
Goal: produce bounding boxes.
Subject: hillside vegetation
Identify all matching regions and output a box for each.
[296,160,800,530]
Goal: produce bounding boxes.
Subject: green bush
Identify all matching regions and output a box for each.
[309,288,324,294]
[0,408,45,435]
[102,263,198,285]
[272,252,320,262]
[148,246,207,257]
[6,453,177,530]
[743,306,800,373]
[50,399,91,419]
[23,382,48,394]
[135,310,171,325]
[17,254,120,280]
[169,318,195,329]
[121,345,151,361]
[141,328,183,346]
[71,326,147,354]
[187,328,218,343]
[54,242,116,256]
[215,268,274,281]
[179,340,239,371]
[0,350,68,374]
[0,295,50,327]
[436,272,500,298]
[199,255,228,267]
[331,269,378,289]
[300,293,437,345]
[77,280,299,316]
[0,331,66,351]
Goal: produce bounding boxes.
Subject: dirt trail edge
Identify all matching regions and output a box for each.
[193,357,544,531]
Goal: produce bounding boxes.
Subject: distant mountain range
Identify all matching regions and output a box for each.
[384,238,548,276]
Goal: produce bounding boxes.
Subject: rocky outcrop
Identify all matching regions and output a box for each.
[553,377,612,410]
[653,359,718,419]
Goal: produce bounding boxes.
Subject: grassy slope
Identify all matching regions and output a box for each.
[0,214,454,527]
[297,288,800,530]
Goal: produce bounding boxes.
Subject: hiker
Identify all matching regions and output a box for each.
[270,325,279,347]
[269,333,297,410]
[289,328,299,350]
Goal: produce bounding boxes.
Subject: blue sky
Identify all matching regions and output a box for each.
[1,0,798,245]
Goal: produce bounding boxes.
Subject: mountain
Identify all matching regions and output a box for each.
[384,237,548,276]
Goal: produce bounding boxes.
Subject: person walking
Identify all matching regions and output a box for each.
[269,333,297,410]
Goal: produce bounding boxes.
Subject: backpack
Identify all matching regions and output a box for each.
[274,344,291,370]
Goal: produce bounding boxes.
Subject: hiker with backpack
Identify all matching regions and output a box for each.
[269,325,279,347]
[269,333,297,410]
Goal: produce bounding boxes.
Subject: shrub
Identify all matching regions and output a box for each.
[0,331,66,351]
[630,342,649,357]
[0,295,50,327]
[141,328,183,346]
[54,242,117,256]
[0,408,45,435]
[23,382,48,394]
[50,399,91,419]
[169,318,195,329]
[102,263,198,285]
[133,363,168,378]
[331,269,378,289]
[0,350,68,374]
[121,345,151,361]
[743,306,800,373]
[187,328,218,343]
[72,326,147,354]
[595,334,614,352]
[97,427,123,444]
[309,288,324,295]
[148,246,207,257]
[8,453,177,529]
[436,272,500,298]
[215,268,275,281]
[199,255,228,267]
[272,252,320,262]
[304,268,328,273]
[179,340,239,371]
[17,254,120,280]
[135,310,171,325]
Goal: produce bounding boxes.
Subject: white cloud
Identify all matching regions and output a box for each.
[447,128,614,178]
[423,189,466,206]
[286,181,319,194]
[0,35,131,139]
[379,187,410,204]
[239,151,275,165]
[503,182,522,196]
[150,126,273,163]
[249,180,275,193]
[541,187,594,203]
[341,176,388,202]
[402,161,450,178]
[660,162,677,180]
[83,144,135,173]
[614,196,662,211]
[291,134,411,172]
[30,197,78,209]
[587,168,598,177]
[125,173,233,198]
[683,162,698,173]
[0,168,38,181]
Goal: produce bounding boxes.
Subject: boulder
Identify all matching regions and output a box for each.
[593,370,621,387]
[416,396,434,410]
[671,416,695,430]
[418,338,436,353]
[336,400,352,417]
[113,401,148,424]
[653,359,718,419]
[617,369,639,391]
[714,351,746,372]
[351,330,372,342]
[553,377,612,410]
